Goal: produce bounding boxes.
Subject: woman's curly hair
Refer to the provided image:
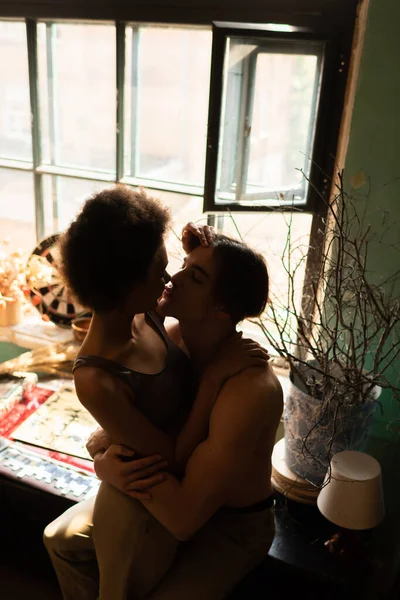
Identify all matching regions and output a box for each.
[58,186,170,312]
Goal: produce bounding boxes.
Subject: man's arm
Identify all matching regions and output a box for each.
[139,368,278,540]
[164,317,217,467]
[165,327,271,469]
[86,427,114,458]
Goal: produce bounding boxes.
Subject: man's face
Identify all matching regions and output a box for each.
[158,246,219,321]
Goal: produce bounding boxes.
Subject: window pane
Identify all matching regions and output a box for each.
[217,36,322,205]
[38,23,116,173]
[125,25,212,186]
[247,53,318,195]
[42,176,113,235]
[0,168,35,252]
[0,22,32,161]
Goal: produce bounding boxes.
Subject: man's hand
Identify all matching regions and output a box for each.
[181,222,214,254]
[206,334,270,390]
[93,444,168,500]
[86,427,114,459]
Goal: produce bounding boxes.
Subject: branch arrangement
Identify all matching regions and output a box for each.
[256,171,400,409]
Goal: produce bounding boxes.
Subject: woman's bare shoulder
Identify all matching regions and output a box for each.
[74,366,131,406]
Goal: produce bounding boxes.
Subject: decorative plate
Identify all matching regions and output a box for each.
[26,233,88,327]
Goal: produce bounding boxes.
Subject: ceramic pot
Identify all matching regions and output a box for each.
[284,368,380,486]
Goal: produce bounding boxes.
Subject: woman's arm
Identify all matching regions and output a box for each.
[79,364,221,475]
[75,366,178,468]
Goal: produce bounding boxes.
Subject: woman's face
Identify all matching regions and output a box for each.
[126,243,169,313]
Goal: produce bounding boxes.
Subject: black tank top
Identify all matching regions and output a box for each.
[72,311,194,436]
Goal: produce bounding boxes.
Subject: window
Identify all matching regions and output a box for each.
[0,8,356,346]
[42,176,112,236]
[215,35,322,206]
[0,21,31,162]
[0,168,36,250]
[37,22,116,173]
[204,23,346,213]
[124,25,212,189]
[0,21,35,252]
[0,20,213,250]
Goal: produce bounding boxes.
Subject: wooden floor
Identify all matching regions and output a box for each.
[0,543,364,600]
[0,558,294,600]
[0,561,61,600]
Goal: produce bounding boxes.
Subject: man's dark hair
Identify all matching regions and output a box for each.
[187,232,269,323]
[58,186,170,312]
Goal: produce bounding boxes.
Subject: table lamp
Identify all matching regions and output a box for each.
[318,450,384,530]
[317,450,384,556]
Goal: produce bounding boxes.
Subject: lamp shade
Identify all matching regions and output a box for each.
[317,450,384,530]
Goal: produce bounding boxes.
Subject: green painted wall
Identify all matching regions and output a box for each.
[344,0,400,441]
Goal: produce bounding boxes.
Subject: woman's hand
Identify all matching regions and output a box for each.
[206,334,270,389]
[93,444,168,500]
[181,222,214,254]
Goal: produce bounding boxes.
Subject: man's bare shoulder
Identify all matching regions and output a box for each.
[218,364,283,420]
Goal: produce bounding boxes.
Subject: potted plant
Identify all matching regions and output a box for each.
[256,172,400,485]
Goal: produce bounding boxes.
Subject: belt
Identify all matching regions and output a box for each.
[221,494,275,514]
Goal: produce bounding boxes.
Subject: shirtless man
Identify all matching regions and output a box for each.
[88,228,283,599]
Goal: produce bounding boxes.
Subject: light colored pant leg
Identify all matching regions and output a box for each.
[93,482,179,600]
[146,507,275,600]
[43,496,98,600]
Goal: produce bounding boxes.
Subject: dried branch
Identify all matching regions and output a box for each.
[264,169,400,407]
